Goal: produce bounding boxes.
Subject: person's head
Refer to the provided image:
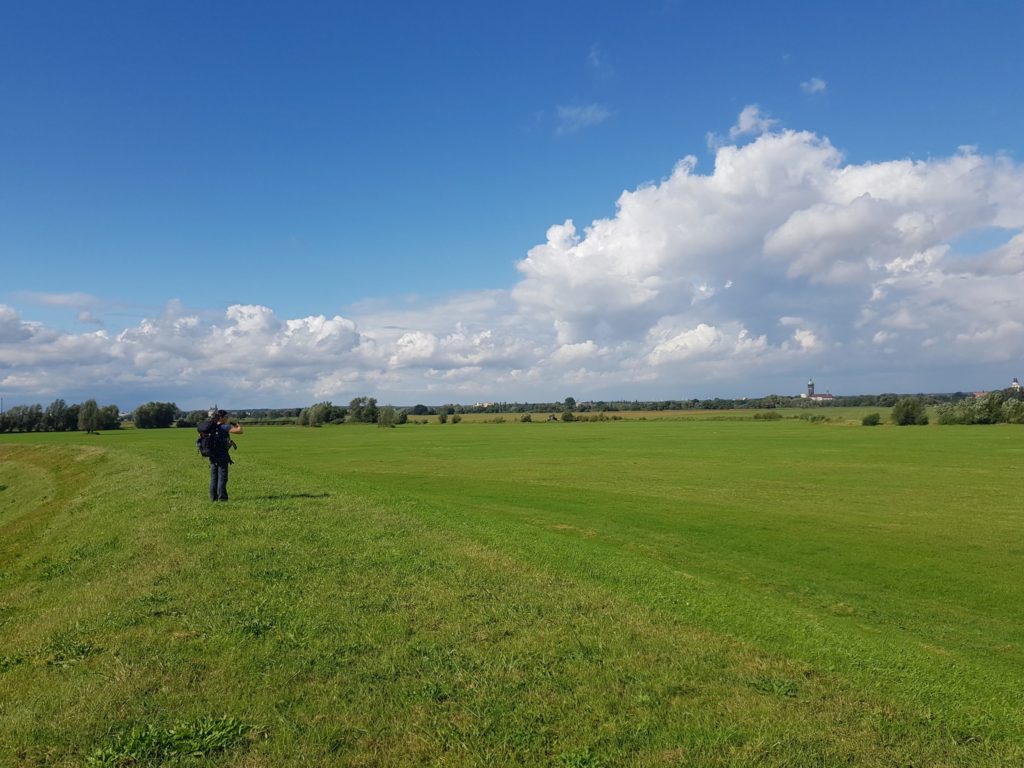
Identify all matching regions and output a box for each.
[210,409,229,424]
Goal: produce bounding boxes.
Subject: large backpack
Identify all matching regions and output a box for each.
[196,420,230,461]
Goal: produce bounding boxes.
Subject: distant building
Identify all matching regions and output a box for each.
[800,378,834,402]
[973,379,1019,398]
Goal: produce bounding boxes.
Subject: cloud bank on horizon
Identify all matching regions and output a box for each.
[4,109,1024,408]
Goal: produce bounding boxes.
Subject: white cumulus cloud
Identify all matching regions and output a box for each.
[4,109,1024,406]
[729,104,780,139]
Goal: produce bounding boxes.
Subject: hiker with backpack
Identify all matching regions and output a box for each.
[197,409,244,501]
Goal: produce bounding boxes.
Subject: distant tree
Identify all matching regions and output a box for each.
[44,399,69,431]
[176,410,207,428]
[98,404,121,430]
[861,412,881,426]
[300,401,347,426]
[309,403,329,426]
[936,391,1023,425]
[133,401,178,428]
[0,408,16,433]
[564,396,576,410]
[977,390,1005,424]
[561,410,575,422]
[64,403,81,432]
[78,399,100,433]
[132,402,151,428]
[348,396,378,423]
[437,410,448,424]
[410,404,430,416]
[311,402,332,426]
[1002,398,1024,424]
[891,397,928,426]
[4,404,44,432]
[378,406,403,428]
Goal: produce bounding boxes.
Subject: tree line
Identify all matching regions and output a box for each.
[0,400,183,432]
[297,397,407,427]
[935,388,1024,424]
[5,389,1013,434]
[0,399,120,433]
[290,391,1010,430]
[398,392,976,415]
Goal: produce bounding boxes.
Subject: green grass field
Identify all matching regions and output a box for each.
[1,419,1022,766]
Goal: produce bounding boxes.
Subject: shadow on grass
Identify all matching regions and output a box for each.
[248,492,332,501]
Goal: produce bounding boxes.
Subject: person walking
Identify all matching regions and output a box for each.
[204,409,243,501]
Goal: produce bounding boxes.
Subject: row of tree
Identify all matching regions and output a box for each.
[178,408,303,426]
[298,401,349,426]
[297,397,410,427]
[0,398,188,432]
[0,399,121,433]
[295,390,1007,429]
[402,392,975,415]
[7,389,1018,434]
[132,401,179,429]
[935,389,1024,424]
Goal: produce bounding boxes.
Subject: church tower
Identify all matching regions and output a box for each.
[808,379,815,398]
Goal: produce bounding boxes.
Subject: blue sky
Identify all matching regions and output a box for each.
[2,2,1024,408]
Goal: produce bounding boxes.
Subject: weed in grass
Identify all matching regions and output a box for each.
[0,601,15,628]
[748,674,799,698]
[557,747,606,767]
[38,557,74,580]
[43,633,102,668]
[0,654,25,672]
[87,716,260,766]
[419,680,455,702]
[238,607,277,638]
[250,566,296,582]
[137,592,185,619]
[328,641,376,669]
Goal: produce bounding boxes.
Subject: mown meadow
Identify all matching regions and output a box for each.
[1,417,1022,766]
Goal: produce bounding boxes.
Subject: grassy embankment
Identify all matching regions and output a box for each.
[1,419,1022,766]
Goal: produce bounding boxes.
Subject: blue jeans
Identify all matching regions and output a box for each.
[210,461,230,501]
